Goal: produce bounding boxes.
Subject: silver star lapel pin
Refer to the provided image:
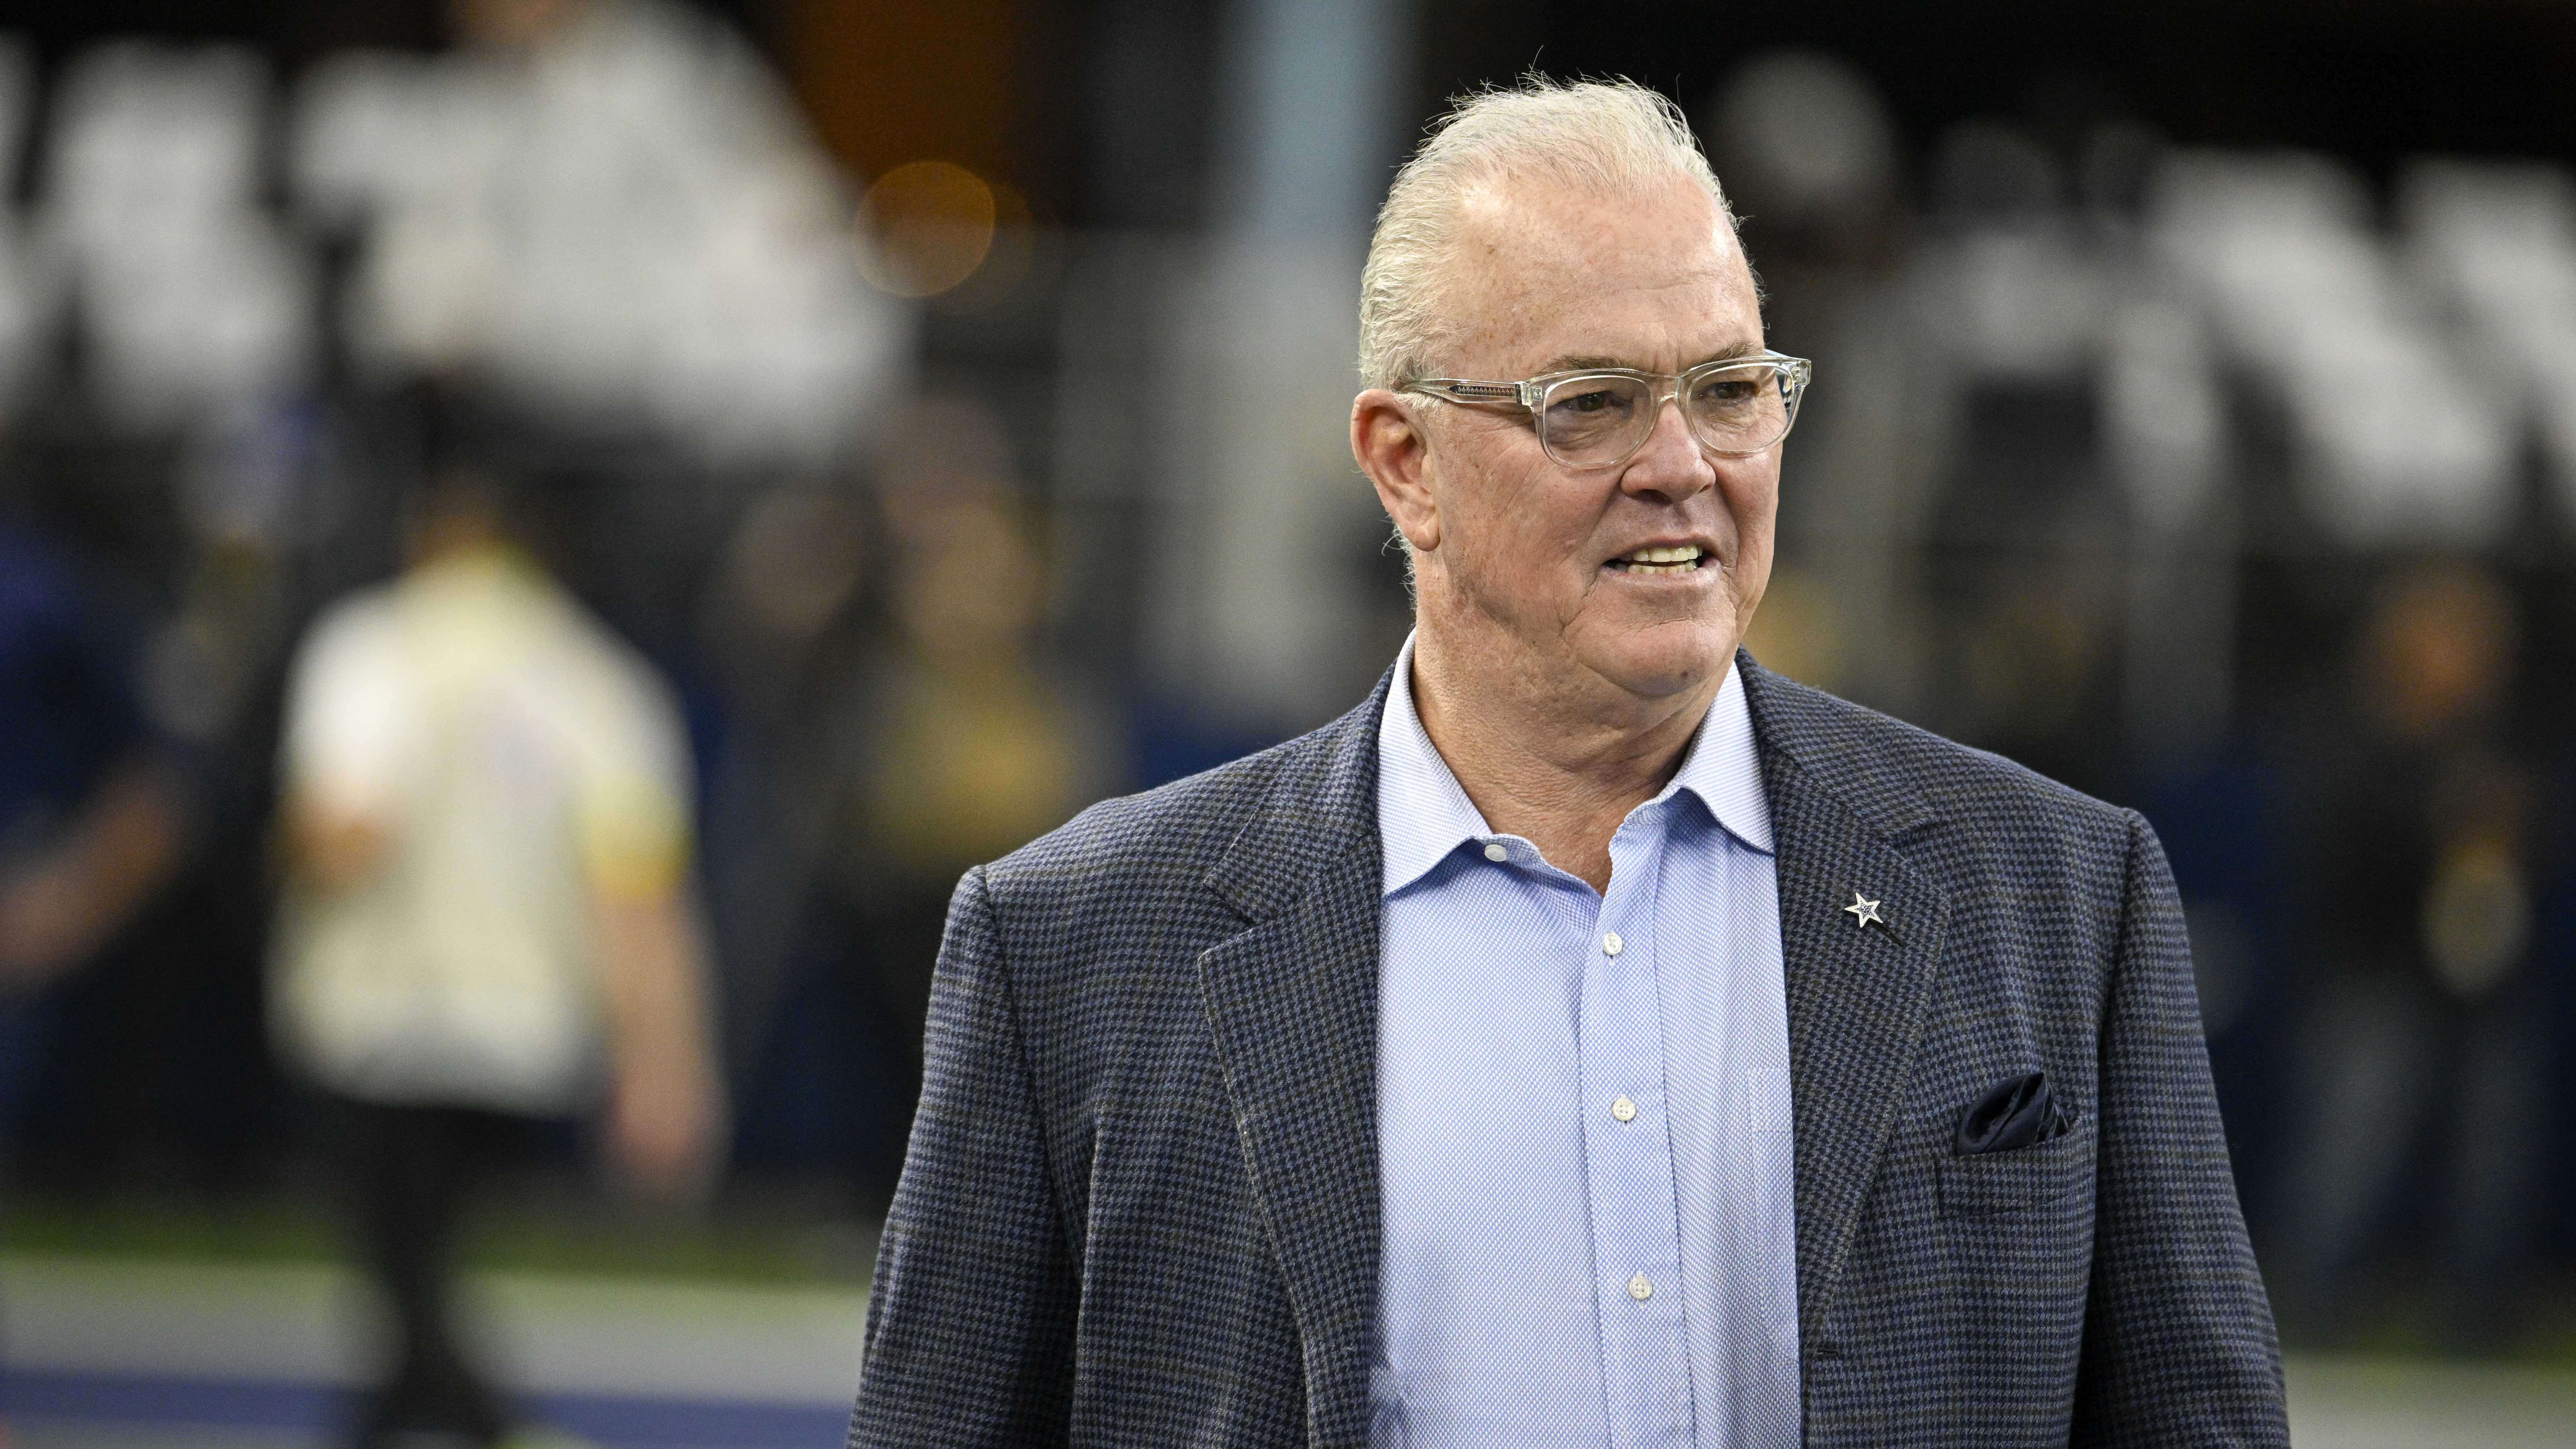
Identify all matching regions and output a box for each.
[1843,891,1885,931]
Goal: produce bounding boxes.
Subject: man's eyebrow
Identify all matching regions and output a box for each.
[1526,343,1767,376]
[1530,353,1627,374]
[1695,342,1768,366]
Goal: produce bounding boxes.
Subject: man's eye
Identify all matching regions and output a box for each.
[1558,389,1622,414]
[1695,378,1758,404]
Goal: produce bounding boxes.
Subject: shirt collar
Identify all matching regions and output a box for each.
[1377,634,1495,896]
[1375,633,1774,899]
[1670,651,1774,856]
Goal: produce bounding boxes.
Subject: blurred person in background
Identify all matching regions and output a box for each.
[2276,557,2550,1348]
[807,396,1117,1201]
[269,456,724,1448]
[0,510,188,1132]
[691,479,876,1177]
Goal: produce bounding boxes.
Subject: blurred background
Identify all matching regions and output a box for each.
[0,0,2573,1444]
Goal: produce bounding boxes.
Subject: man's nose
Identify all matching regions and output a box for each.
[1618,393,1715,503]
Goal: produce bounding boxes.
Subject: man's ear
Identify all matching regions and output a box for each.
[1352,389,1440,554]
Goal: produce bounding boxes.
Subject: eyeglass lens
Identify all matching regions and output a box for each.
[1537,365,1796,466]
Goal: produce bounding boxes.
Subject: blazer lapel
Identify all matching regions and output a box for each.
[1741,658,1951,1353]
[1195,676,1389,1446]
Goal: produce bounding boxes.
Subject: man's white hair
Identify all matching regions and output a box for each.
[1358,76,1739,391]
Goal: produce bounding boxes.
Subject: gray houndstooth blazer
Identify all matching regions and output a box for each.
[849,656,2287,1447]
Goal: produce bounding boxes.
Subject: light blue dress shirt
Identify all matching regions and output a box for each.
[1372,637,1800,1449]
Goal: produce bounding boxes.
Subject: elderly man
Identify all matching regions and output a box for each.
[852,78,2284,1447]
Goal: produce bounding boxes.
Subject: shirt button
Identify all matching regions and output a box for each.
[1483,841,1508,862]
[1627,1273,1653,1301]
[1611,1095,1637,1122]
[1602,932,1624,957]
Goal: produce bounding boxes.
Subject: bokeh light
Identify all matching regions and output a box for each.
[856,160,1000,299]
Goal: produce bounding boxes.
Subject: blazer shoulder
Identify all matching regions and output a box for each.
[978,692,1374,913]
[985,746,1280,897]
[1745,660,2137,846]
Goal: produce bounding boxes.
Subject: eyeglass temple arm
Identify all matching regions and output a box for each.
[1407,379,1523,402]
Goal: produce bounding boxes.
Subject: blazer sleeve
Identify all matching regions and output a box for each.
[2069,812,2288,1446]
[849,866,1078,1446]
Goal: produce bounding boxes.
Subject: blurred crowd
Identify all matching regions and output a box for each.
[1712,50,2576,1347]
[0,3,2571,1435]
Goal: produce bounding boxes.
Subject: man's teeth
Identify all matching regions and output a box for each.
[1614,545,1703,574]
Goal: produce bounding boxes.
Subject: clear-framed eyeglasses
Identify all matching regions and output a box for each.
[1401,351,1813,469]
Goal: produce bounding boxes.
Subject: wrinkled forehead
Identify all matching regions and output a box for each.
[1436,174,1757,376]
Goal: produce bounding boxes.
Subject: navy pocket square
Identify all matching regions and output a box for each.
[1954,1070,2072,1156]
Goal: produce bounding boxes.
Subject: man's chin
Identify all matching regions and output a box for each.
[1580,627,1737,702]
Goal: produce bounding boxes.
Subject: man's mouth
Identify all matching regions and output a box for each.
[1605,544,1707,576]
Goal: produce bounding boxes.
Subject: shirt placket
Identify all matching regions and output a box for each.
[1579,807,1695,1449]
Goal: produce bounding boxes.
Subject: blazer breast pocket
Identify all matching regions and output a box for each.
[1937,1115,2095,1218]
